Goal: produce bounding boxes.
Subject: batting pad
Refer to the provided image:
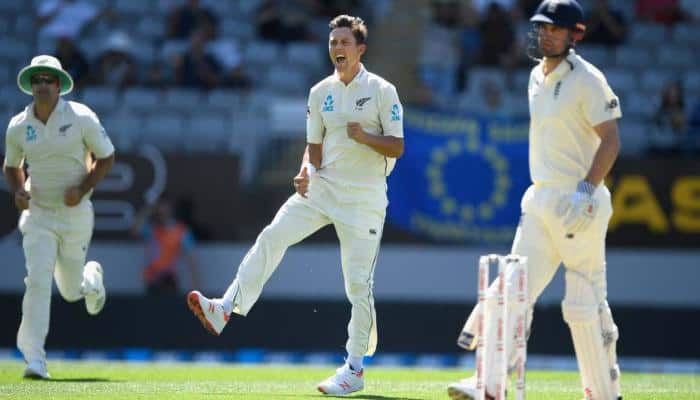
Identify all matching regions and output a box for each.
[562,271,617,400]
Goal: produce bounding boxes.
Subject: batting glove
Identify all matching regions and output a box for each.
[555,181,598,233]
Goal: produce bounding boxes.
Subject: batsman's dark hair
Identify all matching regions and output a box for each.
[329,14,368,45]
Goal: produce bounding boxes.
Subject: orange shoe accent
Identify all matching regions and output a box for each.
[186,292,219,336]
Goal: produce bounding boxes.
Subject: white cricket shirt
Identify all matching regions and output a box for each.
[527,50,622,187]
[4,99,115,208]
[307,64,404,189]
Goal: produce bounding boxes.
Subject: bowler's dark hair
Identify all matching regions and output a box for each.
[329,15,368,45]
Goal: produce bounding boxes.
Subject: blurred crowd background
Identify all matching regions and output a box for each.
[0,0,698,171]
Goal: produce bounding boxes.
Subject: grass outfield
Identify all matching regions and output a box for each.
[0,360,697,399]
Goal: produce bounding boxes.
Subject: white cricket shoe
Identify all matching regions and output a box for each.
[83,261,106,316]
[317,363,364,395]
[23,359,50,380]
[186,291,230,336]
[447,376,495,400]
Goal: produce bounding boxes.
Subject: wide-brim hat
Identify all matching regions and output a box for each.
[17,55,74,96]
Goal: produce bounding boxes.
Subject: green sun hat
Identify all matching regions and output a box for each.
[17,55,74,96]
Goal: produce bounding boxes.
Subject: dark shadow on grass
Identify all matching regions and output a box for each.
[47,377,121,382]
[320,395,426,400]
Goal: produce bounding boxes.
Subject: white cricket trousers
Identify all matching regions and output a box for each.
[514,183,613,308]
[223,175,386,357]
[16,201,94,363]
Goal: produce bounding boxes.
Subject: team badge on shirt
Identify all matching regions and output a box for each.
[25,125,37,142]
[390,104,401,121]
[322,95,335,112]
[554,81,562,99]
[59,123,72,134]
[355,97,371,110]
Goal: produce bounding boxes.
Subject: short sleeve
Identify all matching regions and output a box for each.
[306,89,324,144]
[582,73,622,127]
[3,123,24,168]
[81,111,115,159]
[379,84,404,138]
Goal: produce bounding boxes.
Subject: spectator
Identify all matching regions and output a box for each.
[651,81,687,153]
[636,0,690,25]
[36,0,102,40]
[585,0,627,47]
[419,0,463,102]
[166,0,218,40]
[53,36,89,90]
[90,32,138,90]
[175,29,221,89]
[256,0,315,43]
[131,195,201,296]
[478,3,516,66]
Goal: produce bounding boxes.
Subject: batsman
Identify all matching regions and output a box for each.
[448,1,622,399]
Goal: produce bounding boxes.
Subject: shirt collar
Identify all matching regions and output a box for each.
[540,49,578,81]
[332,63,367,87]
[26,98,66,123]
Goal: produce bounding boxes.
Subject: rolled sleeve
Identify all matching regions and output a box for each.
[81,111,115,159]
[582,75,622,127]
[306,89,324,144]
[379,84,404,138]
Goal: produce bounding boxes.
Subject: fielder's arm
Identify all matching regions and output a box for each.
[3,165,26,193]
[347,122,404,158]
[79,153,115,194]
[584,119,620,186]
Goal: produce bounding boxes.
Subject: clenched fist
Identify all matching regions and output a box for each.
[14,188,30,210]
[64,186,86,207]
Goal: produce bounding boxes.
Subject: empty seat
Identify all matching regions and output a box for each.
[101,114,143,152]
[123,88,161,110]
[137,16,165,39]
[142,115,185,152]
[672,23,700,45]
[628,23,667,45]
[220,18,255,41]
[657,46,695,68]
[684,71,700,92]
[621,92,659,120]
[262,65,307,95]
[207,89,243,111]
[285,43,324,72]
[269,97,307,136]
[163,88,203,111]
[605,68,638,93]
[244,41,281,66]
[183,115,230,152]
[617,119,649,156]
[80,87,119,115]
[577,45,610,68]
[0,38,30,63]
[639,70,674,93]
[614,46,653,68]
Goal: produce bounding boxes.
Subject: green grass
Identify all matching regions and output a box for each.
[0,360,697,399]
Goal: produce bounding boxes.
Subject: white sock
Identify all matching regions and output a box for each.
[347,355,363,371]
[220,298,233,315]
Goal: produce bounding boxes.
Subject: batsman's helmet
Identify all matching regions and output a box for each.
[530,0,586,35]
[527,0,586,60]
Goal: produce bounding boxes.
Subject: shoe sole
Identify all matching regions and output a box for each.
[23,371,49,380]
[317,385,363,395]
[187,292,220,336]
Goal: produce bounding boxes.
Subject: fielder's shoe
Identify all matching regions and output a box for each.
[317,363,364,395]
[187,291,230,336]
[447,376,495,400]
[23,359,50,380]
[83,261,106,316]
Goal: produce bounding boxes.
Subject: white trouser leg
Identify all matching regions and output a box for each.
[335,214,384,357]
[223,194,330,315]
[54,206,94,302]
[16,210,59,363]
[555,186,619,400]
[460,210,561,346]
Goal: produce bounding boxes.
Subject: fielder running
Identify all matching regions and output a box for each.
[187,15,404,396]
[448,1,622,399]
[3,55,115,379]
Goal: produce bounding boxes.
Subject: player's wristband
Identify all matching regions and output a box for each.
[576,180,596,196]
